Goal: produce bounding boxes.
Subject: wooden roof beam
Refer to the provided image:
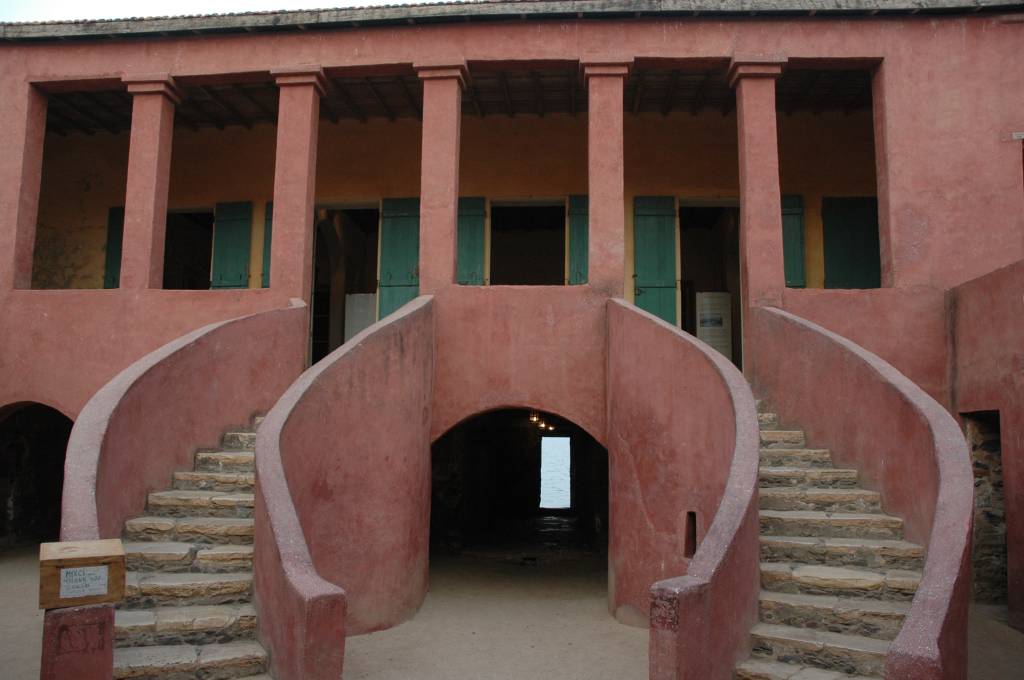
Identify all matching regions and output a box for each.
[330,80,367,123]
[199,85,252,128]
[398,77,422,120]
[232,84,277,123]
[689,71,713,115]
[532,71,545,117]
[500,71,514,117]
[364,78,395,121]
[59,94,120,134]
[661,69,680,116]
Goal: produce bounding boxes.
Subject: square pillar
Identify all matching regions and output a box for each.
[416,64,466,294]
[0,83,47,290]
[271,67,326,303]
[583,62,630,298]
[729,57,787,310]
[120,75,180,290]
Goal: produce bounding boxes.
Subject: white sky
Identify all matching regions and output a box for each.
[0,1,426,23]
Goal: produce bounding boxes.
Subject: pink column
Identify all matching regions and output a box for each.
[271,67,325,303]
[416,64,465,294]
[120,75,180,290]
[729,57,787,310]
[583,62,630,298]
[0,82,47,290]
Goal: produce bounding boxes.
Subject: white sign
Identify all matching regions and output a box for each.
[59,565,109,599]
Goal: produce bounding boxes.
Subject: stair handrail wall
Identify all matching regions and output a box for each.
[254,295,435,679]
[748,306,972,680]
[606,300,761,680]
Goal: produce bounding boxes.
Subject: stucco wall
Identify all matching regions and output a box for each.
[953,259,1024,628]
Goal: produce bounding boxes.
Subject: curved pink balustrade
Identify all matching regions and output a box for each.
[254,296,434,679]
[748,306,972,680]
[606,300,761,678]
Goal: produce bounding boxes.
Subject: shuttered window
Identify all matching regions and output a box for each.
[456,197,486,285]
[782,195,806,288]
[379,198,420,317]
[568,195,588,285]
[103,207,124,289]
[261,202,272,288]
[633,196,677,324]
[211,202,252,289]
[822,197,881,289]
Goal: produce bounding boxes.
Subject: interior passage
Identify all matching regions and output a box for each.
[344,409,643,679]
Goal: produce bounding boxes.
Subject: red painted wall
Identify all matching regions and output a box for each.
[953,259,1024,629]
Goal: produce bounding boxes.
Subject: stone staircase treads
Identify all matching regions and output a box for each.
[113,640,266,679]
[759,510,904,540]
[115,604,256,647]
[195,451,255,473]
[735,656,881,680]
[760,562,920,601]
[760,536,924,570]
[195,545,254,572]
[759,467,860,489]
[125,571,252,607]
[124,542,195,572]
[173,471,255,493]
[750,622,889,677]
[758,412,780,430]
[759,590,910,641]
[221,430,256,450]
[175,517,255,544]
[760,430,807,449]
[759,488,882,513]
[759,449,833,469]
[147,490,255,518]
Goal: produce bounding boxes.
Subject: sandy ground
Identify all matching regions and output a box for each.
[0,546,44,680]
[2,543,1024,679]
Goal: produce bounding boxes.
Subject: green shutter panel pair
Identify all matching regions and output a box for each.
[456,197,486,285]
[782,195,806,288]
[633,196,677,324]
[211,202,253,289]
[379,198,420,317]
[261,202,272,288]
[822,197,882,289]
[568,195,588,285]
[103,207,124,289]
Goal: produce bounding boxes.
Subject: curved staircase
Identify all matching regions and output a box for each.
[735,404,926,680]
[112,418,270,680]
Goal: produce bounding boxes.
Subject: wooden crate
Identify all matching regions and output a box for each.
[39,539,126,610]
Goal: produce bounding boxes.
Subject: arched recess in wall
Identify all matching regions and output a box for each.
[432,403,605,452]
[429,406,608,557]
[0,402,73,546]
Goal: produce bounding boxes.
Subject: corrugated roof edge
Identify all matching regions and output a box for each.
[2,0,1023,41]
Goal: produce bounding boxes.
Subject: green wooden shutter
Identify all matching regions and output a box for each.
[822,197,881,289]
[211,201,253,289]
[379,198,420,317]
[782,195,806,288]
[103,207,124,289]
[261,202,272,288]
[568,195,588,285]
[633,196,677,324]
[457,197,486,285]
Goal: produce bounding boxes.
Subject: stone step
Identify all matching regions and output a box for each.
[115,604,257,648]
[124,516,254,545]
[758,449,833,469]
[222,431,256,451]
[760,430,807,449]
[125,571,252,608]
[759,590,910,641]
[735,657,881,680]
[113,640,266,679]
[760,536,925,571]
[750,622,889,677]
[253,415,264,429]
[758,412,780,430]
[173,470,255,493]
[759,488,881,513]
[148,490,255,518]
[124,542,253,573]
[759,467,860,489]
[760,562,920,601]
[195,451,255,473]
[759,510,903,540]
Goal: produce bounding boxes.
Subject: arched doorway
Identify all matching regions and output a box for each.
[343,408,647,680]
[0,402,72,546]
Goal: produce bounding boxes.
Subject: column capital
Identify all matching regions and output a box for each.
[728,56,787,88]
[414,63,468,89]
[581,60,632,83]
[122,74,181,104]
[272,66,327,96]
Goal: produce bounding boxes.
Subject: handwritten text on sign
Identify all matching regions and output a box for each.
[59,566,109,599]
